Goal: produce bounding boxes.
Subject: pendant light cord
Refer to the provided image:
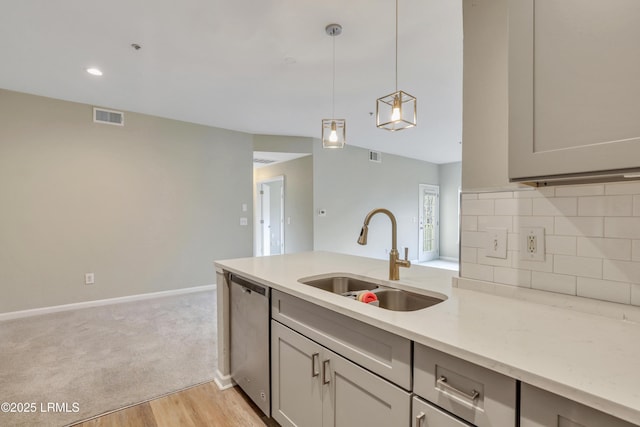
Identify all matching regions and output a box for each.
[395,0,398,92]
[332,33,336,118]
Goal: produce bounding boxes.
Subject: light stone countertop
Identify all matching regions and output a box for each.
[214,251,640,425]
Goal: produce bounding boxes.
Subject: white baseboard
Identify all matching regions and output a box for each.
[214,370,236,390]
[0,284,216,321]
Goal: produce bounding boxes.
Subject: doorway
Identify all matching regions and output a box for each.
[255,176,285,256]
[418,184,439,262]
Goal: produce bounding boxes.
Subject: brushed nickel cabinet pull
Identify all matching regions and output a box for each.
[416,411,426,426]
[312,353,320,377]
[322,359,331,385]
[437,375,480,403]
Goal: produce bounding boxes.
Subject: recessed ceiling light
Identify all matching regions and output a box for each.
[86,67,103,76]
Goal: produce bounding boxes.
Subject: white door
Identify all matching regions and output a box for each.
[418,184,439,262]
[255,176,285,256]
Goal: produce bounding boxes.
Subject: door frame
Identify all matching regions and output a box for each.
[418,184,440,262]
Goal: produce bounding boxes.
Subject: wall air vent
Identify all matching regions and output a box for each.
[253,158,277,165]
[369,150,382,163]
[93,107,124,126]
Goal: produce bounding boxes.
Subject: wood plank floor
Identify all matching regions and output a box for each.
[73,382,269,427]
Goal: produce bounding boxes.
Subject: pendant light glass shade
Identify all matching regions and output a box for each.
[322,23,346,149]
[322,118,346,148]
[376,0,417,131]
[376,90,416,131]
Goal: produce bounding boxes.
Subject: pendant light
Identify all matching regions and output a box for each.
[322,23,346,149]
[376,0,417,131]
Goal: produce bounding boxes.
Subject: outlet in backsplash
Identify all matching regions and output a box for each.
[460,182,640,306]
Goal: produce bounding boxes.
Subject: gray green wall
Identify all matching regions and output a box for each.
[439,162,462,260]
[0,89,254,313]
[313,142,440,261]
[254,156,314,254]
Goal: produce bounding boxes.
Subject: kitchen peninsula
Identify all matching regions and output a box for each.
[214,251,640,426]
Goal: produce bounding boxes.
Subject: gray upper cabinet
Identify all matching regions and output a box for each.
[509,0,640,182]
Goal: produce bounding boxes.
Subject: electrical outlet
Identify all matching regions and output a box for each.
[85,273,95,285]
[520,227,545,261]
[485,227,507,259]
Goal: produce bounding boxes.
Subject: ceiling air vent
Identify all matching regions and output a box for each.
[369,150,382,163]
[93,107,124,126]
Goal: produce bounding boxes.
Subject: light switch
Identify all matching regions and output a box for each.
[485,227,507,259]
[240,217,248,226]
[241,203,247,212]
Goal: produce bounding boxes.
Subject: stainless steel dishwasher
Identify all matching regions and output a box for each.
[229,273,270,417]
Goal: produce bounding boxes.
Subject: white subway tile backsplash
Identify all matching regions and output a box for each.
[605,181,640,195]
[462,199,494,215]
[603,260,640,285]
[633,195,640,216]
[478,191,513,199]
[546,236,577,256]
[461,262,493,282]
[531,271,577,295]
[495,198,532,216]
[577,277,631,304]
[460,188,640,307]
[514,187,555,198]
[494,267,531,288]
[512,253,554,273]
[633,240,640,262]
[554,255,602,278]
[477,216,513,232]
[578,195,632,217]
[577,237,632,261]
[632,284,640,306]
[461,215,478,232]
[513,216,555,233]
[604,217,640,239]
[461,231,486,248]
[532,197,577,216]
[555,184,604,197]
[460,247,477,264]
[555,217,603,237]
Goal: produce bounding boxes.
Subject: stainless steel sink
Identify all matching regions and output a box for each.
[301,276,378,294]
[299,275,445,312]
[372,288,443,311]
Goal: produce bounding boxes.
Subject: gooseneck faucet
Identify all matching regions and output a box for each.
[357,208,411,280]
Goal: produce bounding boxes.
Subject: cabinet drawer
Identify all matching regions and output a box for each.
[413,396,473,427]
[272,290,411,390]
[521,383,636,427]
[414,343,516,427]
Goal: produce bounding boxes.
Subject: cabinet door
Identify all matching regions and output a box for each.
[521,383,637,427]
[271,321,323,427]
[413,396,473,427]
[322,348,411,427]
[509,0,640,181]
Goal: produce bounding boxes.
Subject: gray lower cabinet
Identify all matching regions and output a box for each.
[520,383,637,427]
[413,396,472,427]
[271,320,411,427]
[413,343,516,427]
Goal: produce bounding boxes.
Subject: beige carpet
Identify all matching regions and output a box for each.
[0,290,216,427]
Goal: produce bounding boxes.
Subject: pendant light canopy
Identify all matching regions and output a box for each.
[322,23,346,149]
[376,0,417,131]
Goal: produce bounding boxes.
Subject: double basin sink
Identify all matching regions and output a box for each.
[299,275,445,312]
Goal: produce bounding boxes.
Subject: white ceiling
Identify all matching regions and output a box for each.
[0,0,462,164]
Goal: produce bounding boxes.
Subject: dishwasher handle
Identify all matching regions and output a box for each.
[230,274,267,296]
